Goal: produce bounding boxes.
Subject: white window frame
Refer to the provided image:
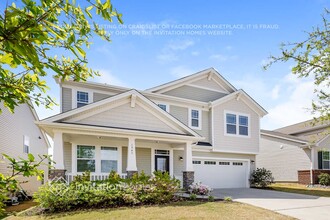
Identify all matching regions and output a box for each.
[72,88,93,109]
[100,146,118,174]
[224,111,250,138]
[322,151,330,170]
[23,135,29,154]
[72,144,121,175]
[157,103,170,112]
[188,108,202,130]
[76,145,96,173]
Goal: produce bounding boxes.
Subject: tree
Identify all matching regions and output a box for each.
[265,10,330,123]
[0,0,122,113]
[0,154,51,216]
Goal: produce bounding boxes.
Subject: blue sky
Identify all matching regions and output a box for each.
[35,0,329,129]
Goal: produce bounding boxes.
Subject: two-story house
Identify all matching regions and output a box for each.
[37,68,267,189]
[0,102,50,194]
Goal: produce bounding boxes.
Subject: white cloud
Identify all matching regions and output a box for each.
[92,69,127,87]
[170,66,195,78]
[209,54,237,62]
[225,46,233,51]
[157,40,195,63]
[191,51,199,56]
[271,84,280,100]
[262,73,316,129]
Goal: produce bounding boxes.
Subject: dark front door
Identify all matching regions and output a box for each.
[155,155,170,173]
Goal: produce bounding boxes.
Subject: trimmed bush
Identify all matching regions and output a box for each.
[250,168,274,188]
[318,173,330,186]
[34,171,180,212]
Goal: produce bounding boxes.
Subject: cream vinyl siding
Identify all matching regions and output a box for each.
[75,102,183,134]
[163,85,226,102]
[93,92,111,102]
[62,87,72,112]
[169,105,210,142]
[0,103,48,193]
[170,105,188,124]
[64,142,72,173]
[122,146,127,173]
[190,77,228,93]
[173,150,184,177]
[257,135,311,182]
[213,98,259,153]
[136,148,151,175]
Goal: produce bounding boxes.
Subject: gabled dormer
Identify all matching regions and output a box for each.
[146,68,236,102]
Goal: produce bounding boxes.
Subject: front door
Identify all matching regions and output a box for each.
[155,155,170,173]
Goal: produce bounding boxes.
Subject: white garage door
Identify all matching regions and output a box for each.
[193,159,249,188]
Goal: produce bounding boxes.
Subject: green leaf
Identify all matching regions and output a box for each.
[28,153,35,162]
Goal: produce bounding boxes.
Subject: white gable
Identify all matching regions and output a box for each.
[189,77,229,93]
[67,102,184,134]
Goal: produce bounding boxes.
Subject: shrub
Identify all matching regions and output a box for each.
[208,195,215,202]
[34,171,180,212]
[189,194,197,201]
[318,173,330,186]
[224,196,232,202]
[250,168,274,188]
[189,182,212,196]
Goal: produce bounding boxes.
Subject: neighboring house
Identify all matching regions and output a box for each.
[37,68,267,189]
[258,119,330,184]
[0,102,50,194]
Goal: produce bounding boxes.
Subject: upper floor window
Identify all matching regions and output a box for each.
[189,109,201,130]
[225,112,249,136]
[77,91,89,108]
[158,104,168,112]
[23,135,29,154]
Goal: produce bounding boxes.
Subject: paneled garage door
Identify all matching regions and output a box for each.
[193,159,249,188]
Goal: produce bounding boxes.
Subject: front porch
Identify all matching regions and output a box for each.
[51,132,196,188]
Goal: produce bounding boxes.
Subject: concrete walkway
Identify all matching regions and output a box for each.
[211,188,330,220]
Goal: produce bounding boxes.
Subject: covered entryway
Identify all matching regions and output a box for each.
[193,158,249,188]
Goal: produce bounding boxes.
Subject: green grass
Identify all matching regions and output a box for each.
[270,183,330,197]
[6,201,293,220]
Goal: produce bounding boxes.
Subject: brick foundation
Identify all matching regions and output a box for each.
[298,170,330,184]
[48,169,66,181]
[183,171,194,190]
[127,170,138,178]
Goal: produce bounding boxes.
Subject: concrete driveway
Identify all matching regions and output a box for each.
[212,188,330,220]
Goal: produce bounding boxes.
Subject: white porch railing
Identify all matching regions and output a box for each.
[65,173,128,184]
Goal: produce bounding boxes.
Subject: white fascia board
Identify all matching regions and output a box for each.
[36,122,203,142]
[260,132,309,145]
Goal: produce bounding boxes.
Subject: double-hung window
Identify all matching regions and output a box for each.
[190,109,201,129]
[101,147,118,173]
[77,91,89,108]
[319,151,330,169]
[77,145,95,172]
[225,112,249,136]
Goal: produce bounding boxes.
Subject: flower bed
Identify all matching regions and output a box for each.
[34,171,180,212]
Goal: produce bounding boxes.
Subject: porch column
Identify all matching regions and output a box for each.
[183,141,194,190]
[126,137,138,178]
[49,131,66,181]
[310,147,315,184]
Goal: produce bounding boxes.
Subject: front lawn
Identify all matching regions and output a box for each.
[270,183,330,197]
[7,201,293,220]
